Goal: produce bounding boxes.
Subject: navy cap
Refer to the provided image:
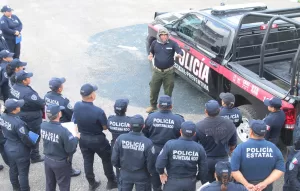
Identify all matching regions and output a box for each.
[264,97,282,108]
[219,92,235,104]
[130,115,144,131]
[49,77,66,90]
[249,119,267,136]
[215,161,231,176]
[5,99,24,112]
[158,95,172,107]
[46,104,65,117]
[205,100,220,115]
[80,83,98,96]
[181,121,196,137]
[0,50,14,58]
[114,98,129,111]
[15,70,33,81]
[1,5,13,12]
[10,59,27,69]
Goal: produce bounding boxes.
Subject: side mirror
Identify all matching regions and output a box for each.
[164,23,175,31]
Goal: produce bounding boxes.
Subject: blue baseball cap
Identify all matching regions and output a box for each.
[0,50,14,58]
[15,70,33,81]
[10,59,27,69]
[114,98,129,111]
[5,99,24,112]
[1,5,13,13]
[80,83,98,96]
[264,97,282,108]
[181,121,196,137]
[219,92,235,104]
[46,104,65,117]
[215,161,231,176]
[49,77,66,90]
[205,100,220,115]
[249,119,267,136]
[130,114,144,130]
[158,95,172,107]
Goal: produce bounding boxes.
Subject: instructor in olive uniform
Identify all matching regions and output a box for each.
[146,27,183,113]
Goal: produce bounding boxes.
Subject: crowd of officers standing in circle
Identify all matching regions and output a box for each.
[0,4,299,191]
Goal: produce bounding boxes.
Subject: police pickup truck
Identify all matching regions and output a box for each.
[146,3,300,145]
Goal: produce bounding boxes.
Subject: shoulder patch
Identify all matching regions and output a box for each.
[31,94,37,100]
[159,149,163,156]
[289,162,295,170]
[19,126,25,134]
[292,157,298,165]
[67,103,73,109]
[266,125,271,131]
[68,135,74,140]
[151,146,155,154]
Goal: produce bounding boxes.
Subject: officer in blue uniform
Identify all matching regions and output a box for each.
[41,104,80,191]
[73,83,117,190]
[263,97,286,145]
[0,30,9,51]
[112,114,155,191]
[231,120,285,191]
[0,49,13,101]
[283,137,300,191]
[219,92,242,127]
[0,5,22,59]
[9,70,45,163]
[0,116,9,170]
[143,95,184,191]
[7,58,27,89]
[156,121,208,191]
[200,161,247,191]
[107,98,131,182]
[1,99,35,191]
[44,77,81,177]
[194,100,236,183]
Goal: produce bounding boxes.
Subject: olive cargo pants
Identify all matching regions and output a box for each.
[150,67,175,107]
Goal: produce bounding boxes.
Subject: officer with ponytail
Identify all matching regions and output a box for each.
[199,161,247,191]
[219,92,242,127]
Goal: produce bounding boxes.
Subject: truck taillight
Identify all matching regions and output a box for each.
[284,109,296,129]
[260,24,278,30]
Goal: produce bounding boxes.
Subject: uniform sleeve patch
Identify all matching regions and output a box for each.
[31,94,37,100]
[292,158,298,165]
[19,126,25,134]
[159,149,163,156]
[289,162,295,170]
[68,135,74,140]
[266,125,271,131]
[151,146,155,154]
[67,103,73,109]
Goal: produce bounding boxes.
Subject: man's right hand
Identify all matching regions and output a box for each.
[159,173,168,184]
[148,53,153,61]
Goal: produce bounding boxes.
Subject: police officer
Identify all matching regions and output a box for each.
[263,97,286,144]
[41,104,80,191]
[112,114,155,191]
[231,120,285,191]
[195,100,236,183]
[1,99,35,191]
[219,92,242,127]
[7,58,27,89]
[156,121,208,191]
[143,94,184,191]
[0,30,9,51]
[44,77,81,177]
[0,5,22,59]
[107,98,131,182]
[0,49,13,101]
[146,27,183,113]
[283,137,300,190]
[0,108,9,170]
[199,161,247,191]
[10,70,45,163]
[73,83,117,190]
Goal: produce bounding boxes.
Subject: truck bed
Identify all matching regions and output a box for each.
[264,60,292,85]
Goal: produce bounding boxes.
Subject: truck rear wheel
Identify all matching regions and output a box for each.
[237,105,259,144]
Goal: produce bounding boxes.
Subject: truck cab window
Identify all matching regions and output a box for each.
[176,14,205,41]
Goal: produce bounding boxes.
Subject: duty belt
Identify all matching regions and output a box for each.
[154,66,174,72]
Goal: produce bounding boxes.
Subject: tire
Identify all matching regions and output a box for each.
[236,105,259,144]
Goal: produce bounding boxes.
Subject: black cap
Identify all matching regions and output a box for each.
[181,121,196,137]
[158,95,172,108]
[114,98,129,111]
[219,92,235,105]
[0,50,14,58]
[1,5,13,13]
[215,161,231,176]
[5,99,24,112]
[130,115,144,131]
[249,119,267,136]
[10,59,27,69]
[49,77,66,90]
[264,97,282,108]
[80,83,98,96]
[46,104,65,117]
[205,100,220,115]
[15,70,33,81]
